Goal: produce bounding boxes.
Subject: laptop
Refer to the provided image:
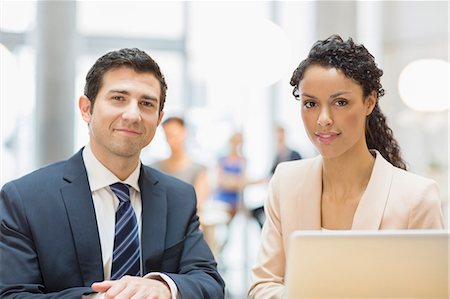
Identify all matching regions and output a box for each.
[284,230,449,298]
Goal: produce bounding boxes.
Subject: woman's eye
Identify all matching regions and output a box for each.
[336,99,348,106]
[304,101,316,108]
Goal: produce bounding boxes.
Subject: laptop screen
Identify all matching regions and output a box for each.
[284,230,449,298]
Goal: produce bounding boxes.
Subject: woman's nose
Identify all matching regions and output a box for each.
[317,108,332,127]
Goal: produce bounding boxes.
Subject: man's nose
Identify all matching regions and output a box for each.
[122,100,141,121]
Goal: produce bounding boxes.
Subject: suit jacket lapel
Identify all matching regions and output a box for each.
[61,149,104,286]
[352,151,393,229]
[298,156,323,230]
[139,166,167,273]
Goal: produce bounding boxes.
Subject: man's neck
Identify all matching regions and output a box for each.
[90,144,140,181]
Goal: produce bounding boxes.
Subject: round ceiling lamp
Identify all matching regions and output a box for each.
[398,59,449,112]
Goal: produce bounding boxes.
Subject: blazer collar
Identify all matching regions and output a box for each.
[352,150,394,229]
[138,166,168,273]
[297,155,323,230]
[61,149,169,278]
[297,150,394,230]
[61,148,104,286]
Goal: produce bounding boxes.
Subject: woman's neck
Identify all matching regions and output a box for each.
[322,149,375,201]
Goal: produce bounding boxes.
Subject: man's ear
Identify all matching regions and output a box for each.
[79,95,92,123]
[366,91,377,116]
[157,110,165,126]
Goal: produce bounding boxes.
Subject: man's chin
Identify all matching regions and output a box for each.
[110,145,142,158]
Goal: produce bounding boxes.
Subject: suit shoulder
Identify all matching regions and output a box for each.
[269,157,320,192]
[388,165,441,208]
[4,160,67,188]
[274,157,318,178]
[391,166,437,189]
[144,166,194,191]
[1,159,71,209]
[144,166,196,210]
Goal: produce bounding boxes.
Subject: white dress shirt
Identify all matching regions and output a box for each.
[82,144,179,298]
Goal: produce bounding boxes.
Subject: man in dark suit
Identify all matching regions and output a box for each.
[0,48,225,298]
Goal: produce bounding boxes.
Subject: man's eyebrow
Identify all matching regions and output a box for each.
[141,95,158,101]
[108,90,159,101]
[108,89,130,95]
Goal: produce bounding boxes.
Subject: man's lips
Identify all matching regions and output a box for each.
[114,128,141,135]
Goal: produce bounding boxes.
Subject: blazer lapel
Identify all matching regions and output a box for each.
[297,156,323,230]
[352,151,394,229]
[139,166,167,273]
[61,149,104,285]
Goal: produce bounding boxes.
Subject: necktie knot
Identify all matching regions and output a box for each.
[110,183,130,203]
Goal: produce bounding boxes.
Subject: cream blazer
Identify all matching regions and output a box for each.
[248,151,444,299]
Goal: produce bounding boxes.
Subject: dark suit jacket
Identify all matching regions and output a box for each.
[0,149,225,298]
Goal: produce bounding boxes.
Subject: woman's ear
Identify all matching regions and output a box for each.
[366,91,377,116]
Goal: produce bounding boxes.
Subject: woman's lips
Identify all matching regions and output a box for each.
[315,132,339,144]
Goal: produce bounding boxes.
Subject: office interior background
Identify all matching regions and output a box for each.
[1,1,449,298]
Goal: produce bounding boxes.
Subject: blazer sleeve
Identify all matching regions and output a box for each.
[0,182,93,299]
[164,185,225,299]
[408,180,445,229]
[248,174,286,299]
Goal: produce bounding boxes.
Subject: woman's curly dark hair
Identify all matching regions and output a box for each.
[290,35,407,170]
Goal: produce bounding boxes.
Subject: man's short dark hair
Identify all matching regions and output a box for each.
[84,48,168,113]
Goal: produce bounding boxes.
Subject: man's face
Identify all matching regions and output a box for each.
[79,67,164,162]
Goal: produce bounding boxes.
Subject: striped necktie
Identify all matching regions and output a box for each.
[110,183,141,279]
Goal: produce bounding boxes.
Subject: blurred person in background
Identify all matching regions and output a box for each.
[212,132,263,254]
[152,116,209,215]
[251,126,303,228]
[270,126,302,175]
[0,48,224,299]
[249,35,444,299]
[152,116,217,256]
[214,132,246,221]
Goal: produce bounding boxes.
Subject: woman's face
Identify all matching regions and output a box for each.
[298,65,375,159]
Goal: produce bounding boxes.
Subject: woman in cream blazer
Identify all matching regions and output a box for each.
[248,35,444,299]
[248,152,444,298]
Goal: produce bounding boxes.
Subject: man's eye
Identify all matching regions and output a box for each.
[141,100,154,107]
[112,96,124,101]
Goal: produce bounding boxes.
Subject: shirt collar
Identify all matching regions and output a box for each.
[82,143,141,193]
